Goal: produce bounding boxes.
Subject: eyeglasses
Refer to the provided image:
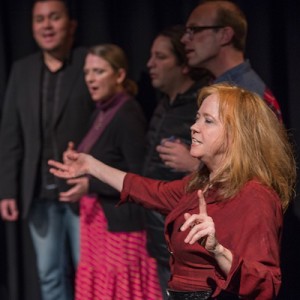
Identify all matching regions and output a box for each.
[184,25,224,39]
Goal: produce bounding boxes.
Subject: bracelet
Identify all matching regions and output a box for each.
[209,243,224,256]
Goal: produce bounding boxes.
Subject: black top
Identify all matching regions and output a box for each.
[142,81,205,265]
[88,99,147,232]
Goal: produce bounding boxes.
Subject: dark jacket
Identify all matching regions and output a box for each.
[88,99,147,232]
[0,48,93,217]
[142,82,203,265]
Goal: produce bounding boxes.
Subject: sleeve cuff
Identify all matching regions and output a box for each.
[117,173,136,206]
[212,253,242,297]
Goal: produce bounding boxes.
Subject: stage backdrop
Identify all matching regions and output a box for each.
[0,0,300,299]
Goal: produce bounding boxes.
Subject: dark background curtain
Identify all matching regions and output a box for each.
[0,0,299,299]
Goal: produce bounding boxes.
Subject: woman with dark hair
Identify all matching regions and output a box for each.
[59,44,162,300]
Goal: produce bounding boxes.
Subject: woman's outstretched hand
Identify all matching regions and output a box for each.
[50,154,126,193]
[48,152,91,179]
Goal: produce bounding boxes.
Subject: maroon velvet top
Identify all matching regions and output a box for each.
[120,174,283,299]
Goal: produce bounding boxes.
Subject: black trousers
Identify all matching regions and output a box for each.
[167,290,212,300]
[166,290,239,300]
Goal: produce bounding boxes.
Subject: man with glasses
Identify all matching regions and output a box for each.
[182,0,281,118]
[157,0,282,174]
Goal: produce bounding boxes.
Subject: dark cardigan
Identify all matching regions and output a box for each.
[88,99,147,232]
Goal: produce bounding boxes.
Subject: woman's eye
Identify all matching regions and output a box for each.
[205,118,213,124]
[95,69,104,75]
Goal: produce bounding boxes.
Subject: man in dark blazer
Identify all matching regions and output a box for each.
[0,1,93,299]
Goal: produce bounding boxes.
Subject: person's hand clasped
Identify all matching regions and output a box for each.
[59,176,89,202]
[181,190,219,253]
[156,139,199,172]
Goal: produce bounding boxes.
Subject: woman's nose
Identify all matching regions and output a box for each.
[190,122,200,133]
[85,73,94,83]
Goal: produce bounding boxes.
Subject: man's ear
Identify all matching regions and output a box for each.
[70,20,78,36]
[116,68,126,84]
[219,26,234,46]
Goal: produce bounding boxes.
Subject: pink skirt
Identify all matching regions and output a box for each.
[76,195,163,300]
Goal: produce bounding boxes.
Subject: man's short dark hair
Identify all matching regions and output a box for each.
[158,25,212,82]
[33,0,77,19]
[158,25,187,66]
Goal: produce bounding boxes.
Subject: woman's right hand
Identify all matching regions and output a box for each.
[49,153,126,193]
[48,152,91,179]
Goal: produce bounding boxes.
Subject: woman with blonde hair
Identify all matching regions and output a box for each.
[50,83,296,300]
[59,44,162,299]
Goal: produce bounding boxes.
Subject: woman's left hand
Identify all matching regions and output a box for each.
[59,176,89,202]
[181,190,219,252]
